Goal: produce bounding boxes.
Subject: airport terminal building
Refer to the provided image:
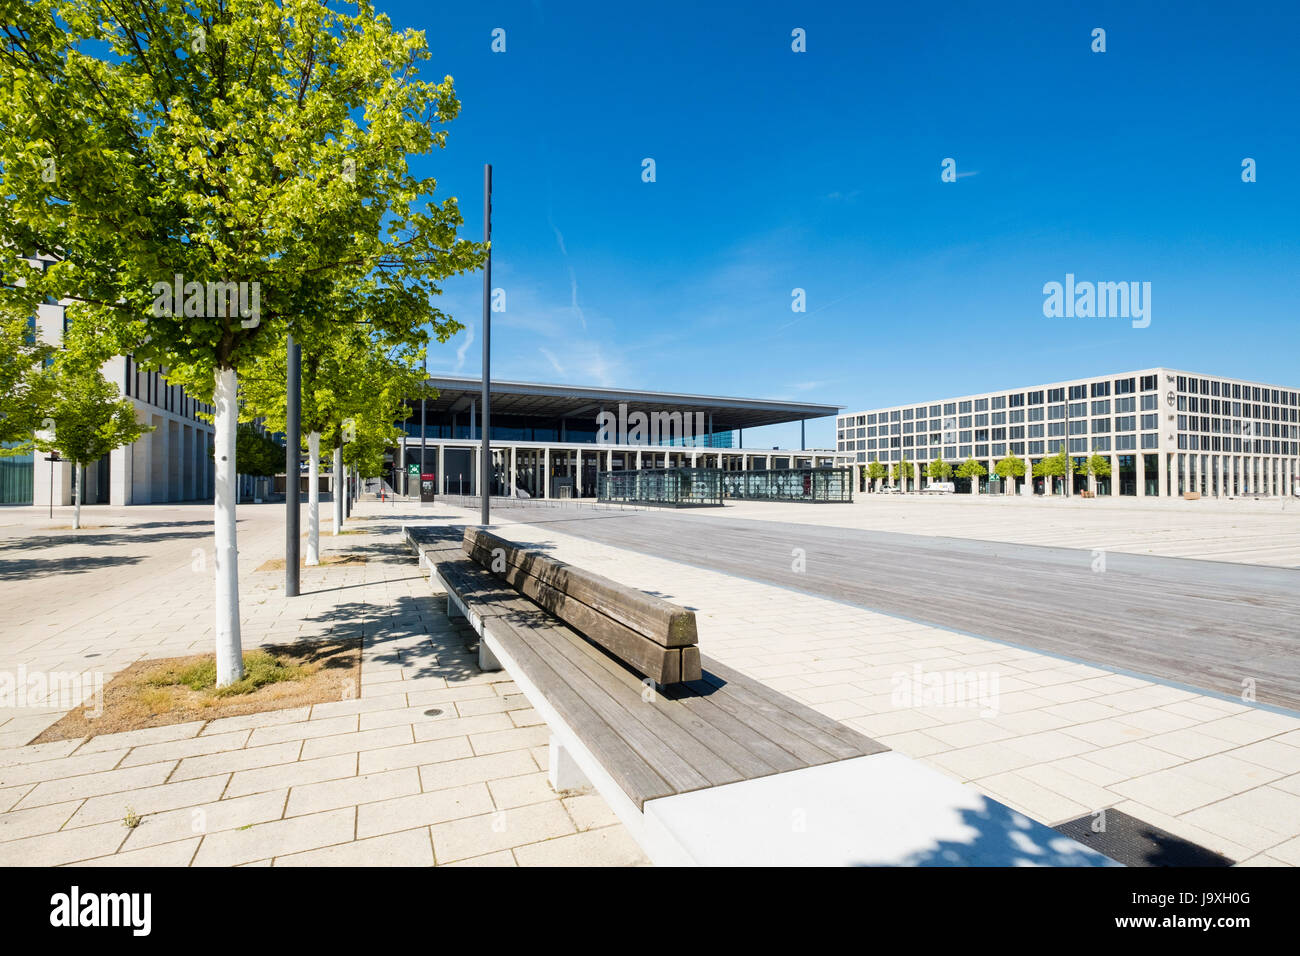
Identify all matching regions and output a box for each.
[838,367,1299,498]
[393,376,845,499]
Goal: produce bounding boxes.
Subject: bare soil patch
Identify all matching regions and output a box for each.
[31,638,361,743]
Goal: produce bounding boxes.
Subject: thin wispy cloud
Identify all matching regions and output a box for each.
[454,322,475,372]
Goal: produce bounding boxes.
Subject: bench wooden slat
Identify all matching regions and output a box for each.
[681,677,844,766]
[662,685,809,776]
[698,659,886,760]
[484,621,678,806]
[524,614,793,782]
[524,621,752,791]
[466,542,690,684]
[463,528,698,647]
[495,620,715,801]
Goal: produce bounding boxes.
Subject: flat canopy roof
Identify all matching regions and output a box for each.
[419,375,841,431]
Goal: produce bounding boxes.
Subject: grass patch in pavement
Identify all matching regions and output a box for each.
[30,638,362,743]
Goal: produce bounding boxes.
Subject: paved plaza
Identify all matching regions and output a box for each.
[721,494,1300,568]
[0,502,645,866]
[1,495,1298,866]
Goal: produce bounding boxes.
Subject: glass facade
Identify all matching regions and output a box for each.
[722,467,854,503]
[597,467,723,507]
[0,444,34,504]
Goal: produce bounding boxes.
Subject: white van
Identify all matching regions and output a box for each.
[923,482,956,494]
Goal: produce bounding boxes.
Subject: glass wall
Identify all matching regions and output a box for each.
[597,468,723,507]
[0,444,34,504]
[722,467,854,503]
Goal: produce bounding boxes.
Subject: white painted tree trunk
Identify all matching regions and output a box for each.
[306,432,320,565]
[213,367,243,687]
[73,462,81,529]
[332,445,344,535]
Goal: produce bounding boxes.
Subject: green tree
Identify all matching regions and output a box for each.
[926,458,953,482]
[33,357,151,528]
[0,304,54,448]
[1,2,486,685]
[955,457,986,494]
[228,423,284,478]
[994,455,1026,494]
[1033,445,1070,495]
[866,460,887,491]
[892,458,914,492]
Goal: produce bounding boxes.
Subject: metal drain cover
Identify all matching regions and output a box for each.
[1054,808,1233,867]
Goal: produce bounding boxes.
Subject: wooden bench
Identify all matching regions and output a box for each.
[405,524,1116,867]
[405,526,889,851]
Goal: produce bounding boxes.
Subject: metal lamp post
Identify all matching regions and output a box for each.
[285,334,301,597]
[481,163,492,526]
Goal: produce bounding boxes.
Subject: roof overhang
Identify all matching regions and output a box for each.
[416,376,841,431]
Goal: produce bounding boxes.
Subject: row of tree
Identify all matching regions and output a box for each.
[0,1,486,686]
[861,447,1113,493]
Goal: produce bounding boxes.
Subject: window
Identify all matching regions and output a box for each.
[1140,374,1157,391]
[1092,437,1111,451]
[1009,393,1025,407]
[1115,378,1136,395]
[1092,400,1110,415]
[1009,410,1024,423]
[974,398,989,412]
[1068,402,1087,418]
[1141,433,1158,448]
[1048,387,1065,403]
[1115,396,1136,413]
[1069,385,1087,400]
[1116,434,1136,450]
[1028,407,1044,422]
[1069,420,1088,435]
[1028,424,1044,438]
[992,412,1006,425]
[1028,390,1044,404]
[1091,381,1111,397]
[991,396,1006,410]
[1048,405,1066,420]
[1029,441,1044,454]
[1116,416,1136,431]
[974,414,988,427]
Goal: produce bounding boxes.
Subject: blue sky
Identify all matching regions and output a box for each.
[387,0,1299,450]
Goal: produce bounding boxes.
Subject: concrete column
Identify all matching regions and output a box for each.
[510,446,518,495]
[1158,451,1170,497]
[635,448,641,471]
[1109,453,1119,495]
[150,415,168,503]
[110,442,132,507]
[913,461,922,492]
[472,445,480,497]
[1212,455,1221,498]
[1227,455,1235,496]
[1136,453,1146,497]
[606,448,612,471]
[542,447,549,499]
[575,449,583,496]
[437,444,445,495]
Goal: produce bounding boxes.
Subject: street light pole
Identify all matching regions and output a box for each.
[285,334,301,597]
[481,163,492,526]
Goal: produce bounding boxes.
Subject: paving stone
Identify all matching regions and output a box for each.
[356,783,495,839]
[285,768,421,816]
[430,801,576,863]
[192,808,356,867]
[275,827,434,867]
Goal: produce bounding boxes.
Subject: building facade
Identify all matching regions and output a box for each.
[393,376,845,500]
[5,263,217,508]
[838,368,1299,498]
